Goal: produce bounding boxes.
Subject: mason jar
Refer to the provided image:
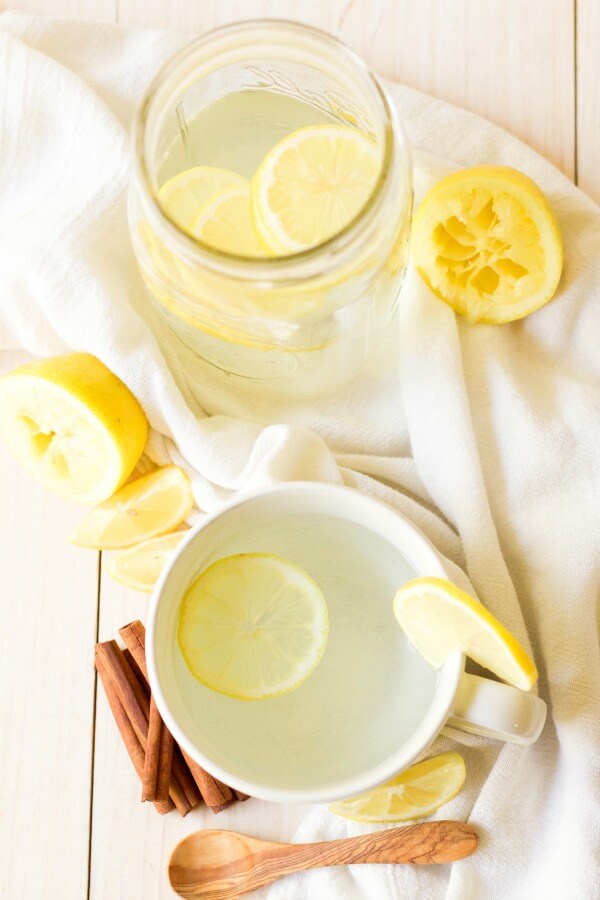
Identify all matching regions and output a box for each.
[130,20,412,400]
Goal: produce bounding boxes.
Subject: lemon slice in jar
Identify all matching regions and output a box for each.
[252,124,381,254]
[190,183,267,257]
[157,166,247,231]
[411,166,563,323]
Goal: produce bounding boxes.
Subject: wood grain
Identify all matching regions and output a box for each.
[169,822,478,898]
[576,0,600,201]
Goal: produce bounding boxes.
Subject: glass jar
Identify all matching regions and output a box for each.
[130,20,412,400]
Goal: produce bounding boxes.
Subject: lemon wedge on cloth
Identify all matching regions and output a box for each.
[178,553,329,700]
[394,577,538,690]
[329,752,466,823]
[252,124,380,254]
[0,353,147,505]
[107,531,187,592]
[71,465,193,549]
[158,166,247,231]
[412,166,563,323]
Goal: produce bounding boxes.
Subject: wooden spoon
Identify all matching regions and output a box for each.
[169,820,478,899]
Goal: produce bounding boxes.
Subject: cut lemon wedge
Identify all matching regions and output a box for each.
[71,465,193,549]
[157,166,247,231]
[190,183,266,257]
[252,124,381,254]
[412,166,563,323]
[394,577,538,690]
[0,354,147,505]
[107,531,187,592]
[329,752,466,823]
[178,553,329,701]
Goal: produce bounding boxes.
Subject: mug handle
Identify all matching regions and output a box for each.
[447,673,547,745]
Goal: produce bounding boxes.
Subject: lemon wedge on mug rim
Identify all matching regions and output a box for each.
[178,553,329,701]
[412,165,563,323]
[71,465,194,549]
[329,752,466,823]
[0,353,148,505]
[393,577,538,690]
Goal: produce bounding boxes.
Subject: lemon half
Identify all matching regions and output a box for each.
[412,166,563,323]
[329,752,466,823]
[0,353,148,505]
[178,553,329,701]
[394,577,538,690]
[252,124,381,254]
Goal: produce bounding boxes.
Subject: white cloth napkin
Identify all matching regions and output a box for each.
[1,13,599,899]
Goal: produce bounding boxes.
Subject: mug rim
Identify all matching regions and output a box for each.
[147,481,464,804]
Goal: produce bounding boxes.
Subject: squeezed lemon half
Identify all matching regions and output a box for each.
[178,553,329,701]
[0,353,147,505]
[394,577,538,690]
[71,465,193,549]
[412,165,563,323]
[329,752,466,823]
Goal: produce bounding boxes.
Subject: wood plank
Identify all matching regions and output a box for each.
[116,0,575,177]
[0,351,100,900]
[4,0,117,20]
[576,0,600,200]
[89,566,311,899]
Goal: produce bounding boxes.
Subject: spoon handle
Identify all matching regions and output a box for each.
[301,820,478,869]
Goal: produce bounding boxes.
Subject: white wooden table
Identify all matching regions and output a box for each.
[0,1,598,897]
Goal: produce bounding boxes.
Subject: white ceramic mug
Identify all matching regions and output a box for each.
[147,483,546,804]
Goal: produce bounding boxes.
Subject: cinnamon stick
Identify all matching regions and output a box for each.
[95,640,196,816]
[180,748,234,813]
[234,791,250,802]
[119,620,234,814]
[95,655,174,815]
[120,622,174,803]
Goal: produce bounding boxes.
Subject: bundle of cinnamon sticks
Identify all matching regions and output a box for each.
[95,620,248,816]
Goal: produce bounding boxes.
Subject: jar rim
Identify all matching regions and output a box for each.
[132,19,406,283]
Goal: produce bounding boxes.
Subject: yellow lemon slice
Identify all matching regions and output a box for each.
[412,166,563,323]
[178,553,329,701]
[252,124,381,254]
[71,465,193,549]
[157,166,247,231]
[0,353,147,505]
[393,577,538,690]
[107,531,187,592]
[190,183,267,257]
[329,752,466,823]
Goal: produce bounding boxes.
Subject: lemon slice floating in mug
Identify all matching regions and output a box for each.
[158,166,247,231]
[178,553,329,700]
[394,577,538,690]
[329,752,466,823]
[412,165,563,323]
[252,124,381,254]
